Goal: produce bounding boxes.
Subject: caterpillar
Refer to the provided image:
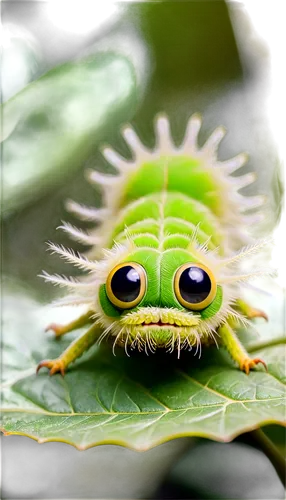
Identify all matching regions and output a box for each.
[37,113,269,377]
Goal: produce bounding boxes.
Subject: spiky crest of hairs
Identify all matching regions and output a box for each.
[60,113,265,257]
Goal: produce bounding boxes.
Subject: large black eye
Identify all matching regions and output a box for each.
[106,262,146,309]
[174,263,216,310]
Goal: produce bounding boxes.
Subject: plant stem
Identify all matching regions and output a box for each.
[247,336,286,353]
[248,429,286,488]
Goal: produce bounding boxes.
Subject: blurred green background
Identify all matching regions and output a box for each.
[1,1,284,498]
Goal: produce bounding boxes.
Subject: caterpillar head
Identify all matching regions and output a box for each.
[89,237,267,356]
[97,252,218,354]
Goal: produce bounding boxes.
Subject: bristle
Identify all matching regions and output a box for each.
[181,113,202,152]
[51,296,94,307]
[220,268,276,284]
[155,114,173,153]
[239,281,273,297]
[39,271,94,290]
[197,235,213,253]
[219,238,272,268]
[230,172,256,190]
[225,306,251,328]
[221,152,248,174]
[241,212,265,225]
[47,242,98,271]
[232,229,257,246]
[237,194,266,211]
[87,169,119,187]
[65,200,109,222]
[201,126,226,155]
[102,147,135,172]
[189,222,201,245]
[58,221,100,246]
[122,126,148,156]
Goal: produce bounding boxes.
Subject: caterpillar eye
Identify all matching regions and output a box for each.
[106,262,146,309]
[174,263,217,310]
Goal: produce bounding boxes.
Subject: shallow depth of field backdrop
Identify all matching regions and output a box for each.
[1,1,285,499]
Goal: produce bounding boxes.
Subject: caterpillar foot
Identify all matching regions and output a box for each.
[235,300,268,321]
[246,308,268,321]
[45,323,66,338]
[239,357,267,375]
[36,358,66,376]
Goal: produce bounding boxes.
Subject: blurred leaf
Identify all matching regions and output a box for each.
[2,432,189,500]
[169,441,285,499]
[263,425,286,456]
[1,289,285,451]
[2,24,41,102]
[125,0,243,130]
[1,52,139,213]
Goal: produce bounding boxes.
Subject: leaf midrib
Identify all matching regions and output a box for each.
[2,395,284,417]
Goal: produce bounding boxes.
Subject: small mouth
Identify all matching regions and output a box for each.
[141,321,178,327]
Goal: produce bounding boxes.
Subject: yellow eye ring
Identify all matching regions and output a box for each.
[106,262,147,309]
[174,262,217,311]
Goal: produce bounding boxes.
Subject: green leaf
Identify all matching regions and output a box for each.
[170,441,285,499]
[1,52,138,213]
[2,24,41,102]
[1,289,285,451]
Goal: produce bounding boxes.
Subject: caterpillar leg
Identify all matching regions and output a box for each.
[235,299,268,321]
[45,310,94,338]
[37,322,101,376]
[218,322,267,374]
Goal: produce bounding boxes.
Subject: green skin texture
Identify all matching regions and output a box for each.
[100,158,224,347]
[38,157,266,375]
[101,157,225,323]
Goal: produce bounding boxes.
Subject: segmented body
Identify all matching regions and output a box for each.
[39,114,268,374]
[87,121,261,253]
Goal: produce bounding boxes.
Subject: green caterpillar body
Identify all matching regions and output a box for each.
[39,114,268,375]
